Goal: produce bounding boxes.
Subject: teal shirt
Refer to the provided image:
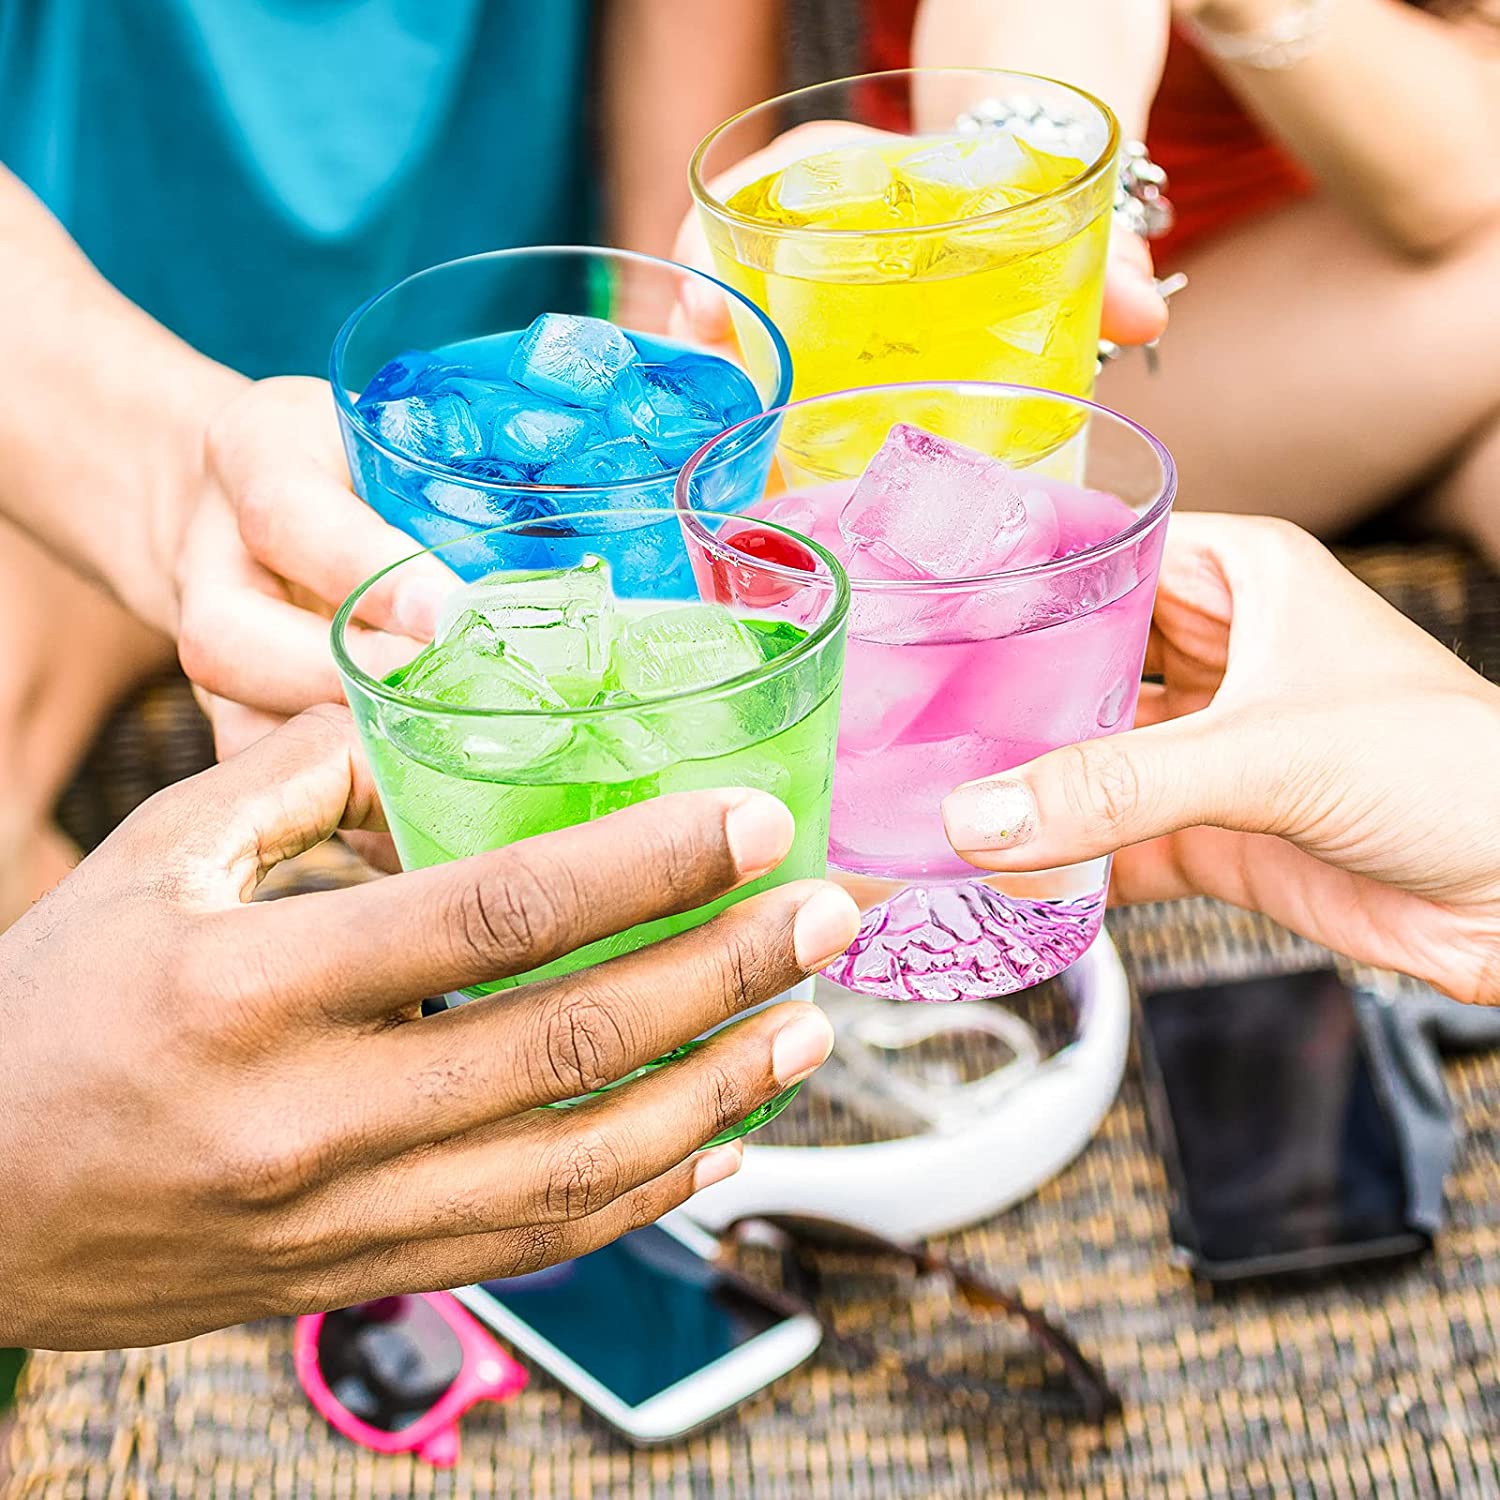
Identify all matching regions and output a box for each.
[0,0,595,377]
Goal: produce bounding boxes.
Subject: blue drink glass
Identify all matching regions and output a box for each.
[330,247,791,591]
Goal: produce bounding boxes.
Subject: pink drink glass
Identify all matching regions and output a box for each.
[679,382,1175,1002]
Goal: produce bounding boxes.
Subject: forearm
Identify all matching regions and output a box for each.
[601,0,780,258]
[1190,0,1500,253]
[0,167,244,632]
[912,0,1172,138]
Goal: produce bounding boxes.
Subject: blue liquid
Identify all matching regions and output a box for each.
[343,327,773,594]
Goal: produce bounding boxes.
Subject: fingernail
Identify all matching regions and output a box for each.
[792,886,860,971]
[771,1010,835,1087]
[392,577,448,640]
[941,779,1038,851]
[692,1142,744,1192]
[724,793,795,878]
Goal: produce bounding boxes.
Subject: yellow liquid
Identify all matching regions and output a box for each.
[706,134,1112,479]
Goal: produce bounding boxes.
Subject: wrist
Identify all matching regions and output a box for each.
[1184,0,1336,68]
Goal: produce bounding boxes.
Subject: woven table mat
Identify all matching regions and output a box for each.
[7,544,1500,1500]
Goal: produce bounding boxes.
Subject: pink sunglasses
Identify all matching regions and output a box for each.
[294,1292,528,1467]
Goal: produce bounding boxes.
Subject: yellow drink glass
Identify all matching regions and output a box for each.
[691,70,1119,477]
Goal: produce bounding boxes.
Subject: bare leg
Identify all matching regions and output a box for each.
[1099,196,1500,551]
[1425,413,1500,560]
[0,518,172,927]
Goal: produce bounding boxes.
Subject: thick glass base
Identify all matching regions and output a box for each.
[823,874,1106,1002]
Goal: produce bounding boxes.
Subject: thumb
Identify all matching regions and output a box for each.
[940,712,1271,872]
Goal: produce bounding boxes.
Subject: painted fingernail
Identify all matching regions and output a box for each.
[772,1010,836,1087]
[792,885,860,971]
[724,793,795,878]
[941,779,1038,851]
[692,1142,744,1193]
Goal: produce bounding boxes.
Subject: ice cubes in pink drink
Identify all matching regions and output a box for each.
[837,423,1059,580]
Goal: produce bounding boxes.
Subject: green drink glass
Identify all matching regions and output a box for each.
[334,506,849,1141]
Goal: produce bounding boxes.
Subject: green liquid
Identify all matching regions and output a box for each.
[364,617,842,992]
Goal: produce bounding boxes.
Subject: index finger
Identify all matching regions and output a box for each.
[239,786,801,1018]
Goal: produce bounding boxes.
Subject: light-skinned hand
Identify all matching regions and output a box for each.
[174,377,442,759]
[941,514,1500,1005]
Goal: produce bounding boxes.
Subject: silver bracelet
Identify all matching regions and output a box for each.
[1186,0,1336,70]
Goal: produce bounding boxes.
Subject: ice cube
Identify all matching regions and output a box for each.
[436,556,614,702]
[358,350,458,405]
[606,356,760,463]
[396,610,563,710]
[986,302,1062,358]
[508,313,640,409]
[362,393,485,463]
[421,460,537,525]
[838,423,1057,579]
[650,356,760,426]
[488,398,599,470]
[385,610,573,775]
[898,133,1029,192]
[536,436,666,486]
[775,144,900,216]
[609,604,761,699]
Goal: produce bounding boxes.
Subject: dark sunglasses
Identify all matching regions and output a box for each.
[717,1215,1121,1424]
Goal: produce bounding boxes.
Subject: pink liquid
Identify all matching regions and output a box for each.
[752,479,1165,1001]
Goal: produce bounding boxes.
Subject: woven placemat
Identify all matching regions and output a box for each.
[6,544,1499,1500]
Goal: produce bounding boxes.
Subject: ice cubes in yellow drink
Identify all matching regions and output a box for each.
[703,132,1113,477]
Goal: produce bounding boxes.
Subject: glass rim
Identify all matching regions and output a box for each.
[674,380,1177,593]
[331,506,851,721]
[689,67,1120,242]
[327,245,794,492]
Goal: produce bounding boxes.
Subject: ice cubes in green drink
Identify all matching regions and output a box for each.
[389,557,793,774]
[606,603,765,759]
[437,554,614,704]
[609,604,761,698]
[386,609,574,776]
[397,609,566,711]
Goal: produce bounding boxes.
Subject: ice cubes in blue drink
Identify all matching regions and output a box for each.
[357,320,759,480]
[508,313,640,409]
[607,357,760,464]
[352,316,768,595]
[490,401,599,469]
[363,393,485,464]
[358,349,459,406]
[537,436,665,486]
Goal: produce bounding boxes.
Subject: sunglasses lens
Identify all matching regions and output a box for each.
[316,1297,465,1432]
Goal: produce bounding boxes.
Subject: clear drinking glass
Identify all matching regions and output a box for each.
[691,70,1118,476]
[678,383,1174,1003]
[330,247,792,587]
[333,507,848,1139]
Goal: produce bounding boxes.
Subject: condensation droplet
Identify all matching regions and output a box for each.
[1097,677,1130,728]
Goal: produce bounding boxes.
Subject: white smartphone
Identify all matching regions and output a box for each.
[453,1213,821,1444]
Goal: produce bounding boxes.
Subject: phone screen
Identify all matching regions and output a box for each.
[1140,970,1411,1267]
[474,1226,789,1407]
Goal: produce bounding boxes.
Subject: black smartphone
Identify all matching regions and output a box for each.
[1136,968,1431,1281]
